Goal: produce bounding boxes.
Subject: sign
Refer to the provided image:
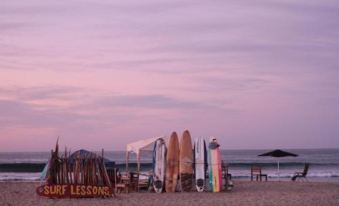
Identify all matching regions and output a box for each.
[36,184,113,198]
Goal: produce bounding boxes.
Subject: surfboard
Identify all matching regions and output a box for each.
[208,137,222,192]
[194,137,206,192]
[165,132,180,192]
[153,138,167,193]
[179,130,193,192]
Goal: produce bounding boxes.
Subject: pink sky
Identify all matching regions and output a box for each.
[1,0,339,151]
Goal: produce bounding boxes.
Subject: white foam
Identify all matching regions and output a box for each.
[0,173,40,181]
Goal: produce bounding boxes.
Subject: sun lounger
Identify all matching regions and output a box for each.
[291,163,309,181]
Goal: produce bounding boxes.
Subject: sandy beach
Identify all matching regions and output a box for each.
[1,181,339,206]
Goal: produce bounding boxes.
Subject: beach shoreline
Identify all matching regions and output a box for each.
[1,181,339,206]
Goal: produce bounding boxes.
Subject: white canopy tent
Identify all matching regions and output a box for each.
[126,136,167,172]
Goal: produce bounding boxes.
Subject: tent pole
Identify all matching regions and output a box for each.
[126,151,129,172]
[137,151,141,173]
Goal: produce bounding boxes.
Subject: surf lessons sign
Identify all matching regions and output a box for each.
[36,184,113,198]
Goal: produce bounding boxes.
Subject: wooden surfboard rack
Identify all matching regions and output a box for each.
[37,141,114,198]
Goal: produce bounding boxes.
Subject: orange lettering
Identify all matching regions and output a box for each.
[81,186,86,196]
[50,185,56,195]
[56,185,61,195]
[76,185,81,195]
[104,187,110,196]
[98,187,104,195]
[62,185,67,195]
[44,185,49,195]
[87,186,92,195]
[92,186,98,195]
[70,185,76,195]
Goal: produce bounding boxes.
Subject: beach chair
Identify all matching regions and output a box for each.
[115,169,129,193]
[291,163,309,181]
[137,172,152,191]
[129,172,139,192]
[251,166,267,181]
[127,171,152,192]
[221,160,232,181]
[221,160,233,191]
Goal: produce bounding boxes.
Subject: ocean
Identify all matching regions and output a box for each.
[1,149,338,182]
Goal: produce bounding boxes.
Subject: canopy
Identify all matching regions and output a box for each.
[126,136,167,172]
[258,149,298,158]
[126,137,162,155]
[258,149,298,180]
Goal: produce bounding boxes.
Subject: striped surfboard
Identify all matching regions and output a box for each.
[208,137,222,192]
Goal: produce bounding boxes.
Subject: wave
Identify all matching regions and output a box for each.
[1,162,339,173]
[0,173,41,182]
[0,163,46,173]
[231,173,339,178]
[1,172,338,182]
[0,177,40,182]
[0,159,48,164]
[227,162,339,167]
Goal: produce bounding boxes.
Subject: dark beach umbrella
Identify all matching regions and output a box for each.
[258,149,298,180]
[258,149,298,158]
[68,149,110,164]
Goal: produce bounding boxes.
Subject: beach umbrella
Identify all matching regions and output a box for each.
[68,149,111,164]
[258,149,298,180]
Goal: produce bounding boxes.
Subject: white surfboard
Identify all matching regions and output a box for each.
[153,138,167,193]
[194,137,206,192]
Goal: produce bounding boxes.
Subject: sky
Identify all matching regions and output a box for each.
[1,0,339,152]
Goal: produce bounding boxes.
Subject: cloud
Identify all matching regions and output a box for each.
[0,1,74,16]
[87,0,193,14]
[0,86,217,110]
[0,99,78,128]
[194,76,272,93]
[0,85,231,128]
[0,86,82,101]
[1,0,339,150]
[0,22,31,32]
[2,0,339,75]
[94,94,216,110]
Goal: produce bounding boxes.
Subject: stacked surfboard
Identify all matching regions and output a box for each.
[194,137,206,192]
[165,132,180,192]
[179,130,194,192]
[153,138,167,193]
[152,131,226,193]
[208,137,222,192]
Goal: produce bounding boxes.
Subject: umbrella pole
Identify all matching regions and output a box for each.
[278,160,280,181]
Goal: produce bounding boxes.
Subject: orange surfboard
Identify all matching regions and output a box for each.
[179,130,193,192]
[165,132,180,192]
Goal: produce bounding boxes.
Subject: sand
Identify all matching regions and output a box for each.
[1,181,339,206]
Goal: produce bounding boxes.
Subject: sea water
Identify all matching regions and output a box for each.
[1,149,339,182]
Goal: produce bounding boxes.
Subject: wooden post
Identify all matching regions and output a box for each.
[137,151,141,173]
[126,151,129,172]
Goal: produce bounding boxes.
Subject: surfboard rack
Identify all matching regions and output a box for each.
[37,141,114,198]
